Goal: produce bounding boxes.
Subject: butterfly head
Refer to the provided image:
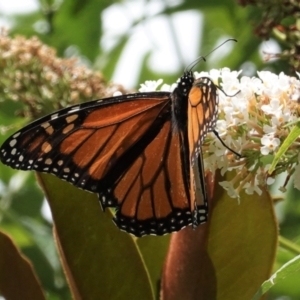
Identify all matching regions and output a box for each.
[176,71,195,97]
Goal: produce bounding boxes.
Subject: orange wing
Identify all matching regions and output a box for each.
[0,94,169,204]
[113,117,207,236]
[188,77,218,161]
[187,77,218,222]
[0,91,209,236]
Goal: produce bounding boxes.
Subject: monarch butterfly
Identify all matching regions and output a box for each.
[0,40,238,237]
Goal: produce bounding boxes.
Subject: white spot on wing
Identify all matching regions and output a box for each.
[68,106,80,113]
[45,158,52,165]
[51,113,59,120]
[13,132,21,138]
[9,139,17,147]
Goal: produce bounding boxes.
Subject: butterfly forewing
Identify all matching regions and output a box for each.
[0,93,170,197]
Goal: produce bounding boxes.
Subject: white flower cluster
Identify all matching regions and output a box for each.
[138,68,300,198]
[202,68,300,198]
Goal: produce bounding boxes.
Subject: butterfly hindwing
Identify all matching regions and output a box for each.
[113,116,207,236]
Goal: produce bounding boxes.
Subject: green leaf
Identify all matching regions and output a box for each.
[269,122,300,174]
[51,0,109,61]
[208,183,277,300]
[137,234,170,290]
[252,255,300,300]
[37,173,155,300]
[0,230,45,300]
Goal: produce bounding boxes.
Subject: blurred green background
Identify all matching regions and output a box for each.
[0,0,299,299]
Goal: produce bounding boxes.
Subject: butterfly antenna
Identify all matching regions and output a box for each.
[185,38,237,72]
[213,130,242,158]
[202,38,237,60]
[185,56,206,72]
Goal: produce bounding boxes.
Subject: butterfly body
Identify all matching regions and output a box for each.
[0,72,219,237]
